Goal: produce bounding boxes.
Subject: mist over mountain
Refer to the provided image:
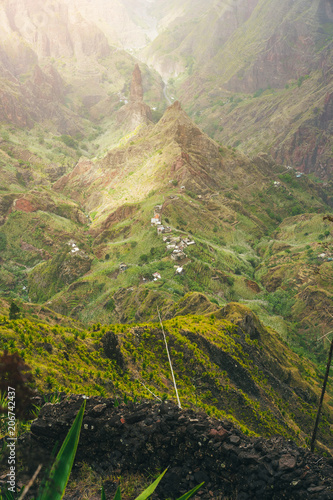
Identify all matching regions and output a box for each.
[0,0,332,176]
[0,1,333,498]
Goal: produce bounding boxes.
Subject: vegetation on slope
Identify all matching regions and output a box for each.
[0,300,332,451]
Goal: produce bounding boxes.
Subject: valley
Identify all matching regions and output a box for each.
[0,0,332,498]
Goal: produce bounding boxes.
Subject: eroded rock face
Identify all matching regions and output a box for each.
[117,64,152,130]
[274,91,333,179]
[0,76,32,127]
[130,63,144,102]
[89,203,140,237]
[12,396,333,500]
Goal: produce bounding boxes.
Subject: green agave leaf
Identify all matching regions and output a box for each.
[101,485,106,500]
[37,400,86,500]
[113,486,122,500]
[176,482,205,500]
[134,469,168,500]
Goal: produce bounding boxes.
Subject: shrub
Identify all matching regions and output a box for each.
[266,289,295,317]
[59,134,78,149]
[297,75,309,87]
[139,254,149,263]
[0,232,7,251]
[9,302,20,320]
[291,205,302,216]
[253,88,264,98]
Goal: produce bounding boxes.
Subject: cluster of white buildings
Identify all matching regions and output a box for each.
[67,239,80,253]
[150,204,195,264]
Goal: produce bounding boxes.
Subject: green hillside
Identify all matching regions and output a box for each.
[0,3,333,498]
[1,299,332,452]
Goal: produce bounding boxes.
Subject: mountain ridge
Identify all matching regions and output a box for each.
[0,6,333,496]
[0,0,331,177]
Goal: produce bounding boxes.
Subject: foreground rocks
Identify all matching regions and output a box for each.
[11,396,333,499]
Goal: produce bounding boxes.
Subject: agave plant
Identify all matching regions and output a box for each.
[37,400,86,500]
[106,470,203,500]
[34,401,203,500]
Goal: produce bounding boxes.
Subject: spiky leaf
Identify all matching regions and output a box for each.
[134,469,167,500]
[176,482,205,499]
[113,486,122,500]
[37,400,86,500]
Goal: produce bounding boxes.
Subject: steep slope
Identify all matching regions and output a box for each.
[0,0,331,177]
[141,0,333,178]
[0,0,164,136]
[1,301,332,451]
[256,213,333,361]
[54,101,327,219]
[141,0,259,79]
[11,102,324,326]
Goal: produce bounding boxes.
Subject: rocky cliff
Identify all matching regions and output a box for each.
[0,0,161,133]
[141,0,333,179]
[116,63,153,131]
[0,0,331,177]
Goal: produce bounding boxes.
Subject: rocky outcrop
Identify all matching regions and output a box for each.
[27,64,64,102]
[273,90,333,179]
[130,63,144,102]
[117,64,152,130]
[10,192,87,225]
[0,61,81,133]
[13,395,333,499]
[0,0,110,61]
[0,0,113,131]
[89,203,140,237]
[0,76,31,127]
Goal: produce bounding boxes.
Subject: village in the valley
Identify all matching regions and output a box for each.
[148,203,195,280]
[117,201,196,282]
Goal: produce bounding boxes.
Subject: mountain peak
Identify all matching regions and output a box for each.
[130,63,144,102]
[157,99,192,126]
[167,100,182,111]
[117,64,152,131]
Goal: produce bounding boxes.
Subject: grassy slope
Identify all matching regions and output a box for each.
[185,70,333,173]
[1,300,332,451]
[0,98,332,458]
[254,213,333,363]
[2,106,331,336]
[20,106,329,326]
